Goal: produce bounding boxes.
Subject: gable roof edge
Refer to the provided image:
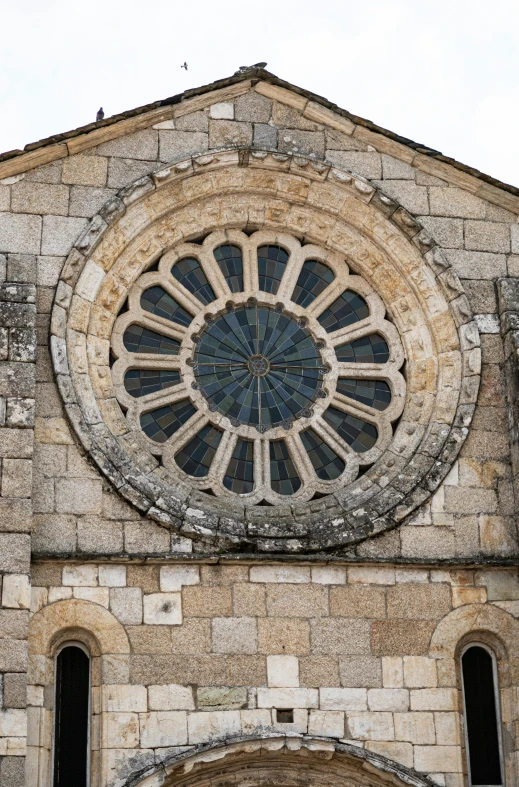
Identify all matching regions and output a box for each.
[1,67,518,215]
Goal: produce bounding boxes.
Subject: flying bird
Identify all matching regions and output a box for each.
[96,107,104,122]
[181,62,188,70]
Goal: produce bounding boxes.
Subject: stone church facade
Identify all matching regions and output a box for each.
[0,65,518,786]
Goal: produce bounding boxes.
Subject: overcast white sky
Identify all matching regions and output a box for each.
[1,0,518,187]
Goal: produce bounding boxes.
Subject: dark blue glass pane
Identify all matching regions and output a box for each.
[214,244,244,293]
[335,334,390,364]
[291,260,335,307]
[140,399,195,443]
[171,257,216,305]
[269,440,301,495]
[323,406,378,453]
[257,245,289,294]
[124,369,181,398]
[193,305,324,429]
[336,378,391,411]
[300,429,344,480]
[141,286,193,327]
[223,439,254,493]
[318,290,369,333]
[175,424,222,477]
[123,325,180,355]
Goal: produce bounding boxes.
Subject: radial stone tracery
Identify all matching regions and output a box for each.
[111,229,406,504]
[194,305,324,430]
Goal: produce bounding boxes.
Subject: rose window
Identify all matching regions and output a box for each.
[111,230,405,504]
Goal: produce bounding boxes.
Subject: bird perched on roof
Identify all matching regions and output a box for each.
[96,107,104,122]
[236,62,268,74]
[181,62,188,70]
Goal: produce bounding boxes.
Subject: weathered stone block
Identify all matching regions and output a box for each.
[339,656,382,688]
[3,672,27,708]
[182,586,232,617]
[319,687,367,711]
[143,593,182,625]
[41,215,87,255]
[0,534,30,572]
[96,129,159,160]
[148,684,194,710]
[267,655,299,687]
[2,459,32,498]
[308,709,344,738]
[250,565,309,583]
[158,131,208,163]
[170,618,211,654]
[124,521,170,554]
[187,709,240,743]
[102,684,147,712]
[414,744,462,772]
[236,92,272,122]
[371,621,436,656]
[109,587,142,625]
[257,687,318,708]
[266,584,328,617]
[77,517,124,554]
[258,618,310,655]
[394,711,435,744]
[62,155,108,187]
[311,618,371,655]
[233,583,266,616]
[139,711,187,748]
[465,220,510,253]
[11,182,69,216]
[160,565,199,591]
[387,584,451,620]
[348,711,394,740]
[224,656,265,688]
[1,574,31,609]
[410,688,458,711]
[0,213,42,254]
[197,686,247,710]
[330,586,386,618]
[212,617,257,654]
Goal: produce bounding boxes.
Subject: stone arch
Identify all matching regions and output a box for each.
[28,597,130,656]
[429,602,519,670]
[124,735,438,787]
[27,599,130,787]
[429,603,519,785]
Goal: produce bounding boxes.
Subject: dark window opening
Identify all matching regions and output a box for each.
[462,645,503,786]
[276,709,294,723]
[53,644,90,787]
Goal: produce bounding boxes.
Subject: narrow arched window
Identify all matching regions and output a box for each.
[461,644,504,786]
[53,643,90,787]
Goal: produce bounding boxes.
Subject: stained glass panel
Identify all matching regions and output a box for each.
[141,286,192,327]
[214,244,244,293]
[291,260,335,307]
[194,305,324,429]
[257,245,289,294]
[336,378,391,411]
[335,334,390,364]
[141,399,195,443]
[270,440,301,495]
[223,438,254,493]
[171,257,216,305]
[123,325,180,355]
[175,424,222,477]
[323,406,378,453]
[318,290,369,333]
[300,429,345,480]
[124,369,181,398]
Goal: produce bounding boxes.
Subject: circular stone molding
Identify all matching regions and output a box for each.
[51,148,480,552]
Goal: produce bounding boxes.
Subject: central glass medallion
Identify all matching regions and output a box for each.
[193,304,325,430]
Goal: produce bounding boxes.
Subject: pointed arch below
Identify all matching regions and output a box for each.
[126,735,437,787]
[29,598,130,656]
